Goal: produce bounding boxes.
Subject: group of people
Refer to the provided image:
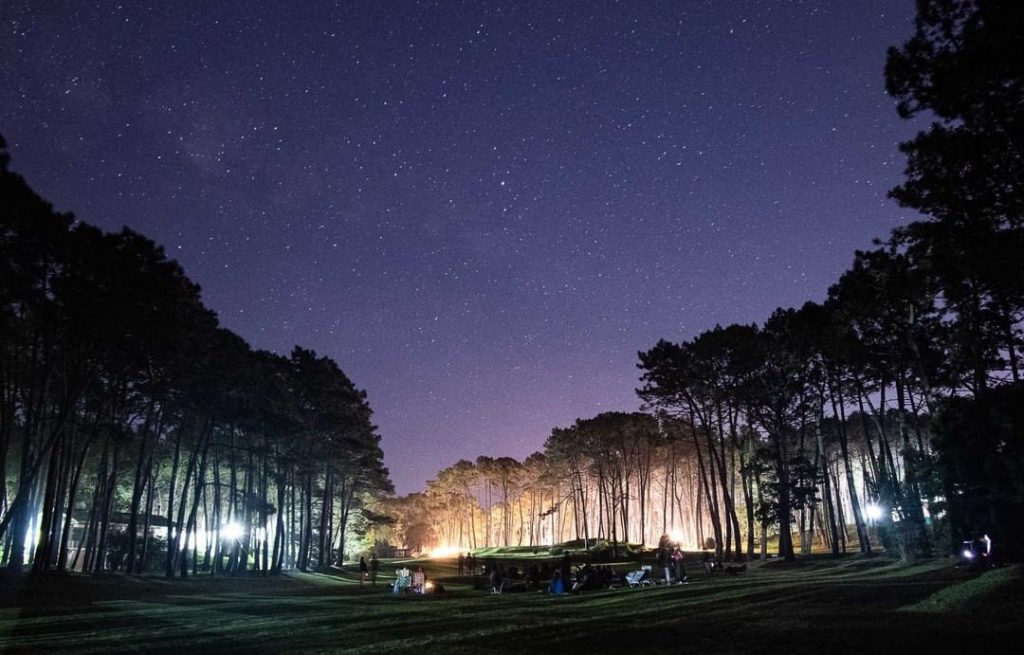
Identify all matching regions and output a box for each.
[362,544,702,595]
[656,543,688,584]
[474,552,572,594]
[475,553,622,595]
[357,553,380,587]
[456,552,478,576]
[567,562,620,592]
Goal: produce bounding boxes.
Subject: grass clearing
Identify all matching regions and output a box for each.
[900,565,1019,613]
[1,556,1021,653]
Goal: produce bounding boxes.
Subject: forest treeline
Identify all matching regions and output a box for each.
[382,0,1024,562]
[0,136,392,575]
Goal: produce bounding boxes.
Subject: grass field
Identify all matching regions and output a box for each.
[1,555,1021,654]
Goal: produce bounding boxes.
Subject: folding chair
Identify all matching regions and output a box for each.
[625,570,647,588]
[392,568,412,594]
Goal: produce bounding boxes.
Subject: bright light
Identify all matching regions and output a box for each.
[865,503,884,522]
[187,530,215,552]
[962,549,974,559]
[222,522,245,541]
[669,529,686,545]
[429,544,461,559]
[424,581,435,592]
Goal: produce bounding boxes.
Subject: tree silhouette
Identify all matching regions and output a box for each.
[0,134,392,574]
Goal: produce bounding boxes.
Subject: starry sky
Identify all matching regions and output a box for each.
[1,1,921,494]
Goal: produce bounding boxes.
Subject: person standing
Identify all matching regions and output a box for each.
[657,545,671,584]
[413,565,427,594]
[672,546,688,584]
[458,552,465,576]
[370,553,379,587]
[702,550,713,575]
[359,556,368,588]
[489,564,504,594]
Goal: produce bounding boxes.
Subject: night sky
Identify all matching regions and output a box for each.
[2,1,920,494]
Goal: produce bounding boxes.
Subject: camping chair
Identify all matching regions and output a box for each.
[641,564,656,587]
[625,570,647,588]
[393,568,412,594]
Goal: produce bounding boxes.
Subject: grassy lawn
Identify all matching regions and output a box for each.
[1,556,1020,654]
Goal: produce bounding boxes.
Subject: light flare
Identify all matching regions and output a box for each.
[428,544,461,559]
[222,522,245,541]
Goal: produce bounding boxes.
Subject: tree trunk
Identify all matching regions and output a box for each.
[318,466,331,567]
[831,376,871,554]
[125,405,157,575]
[57,433,93,571]
[31,431,64,571]
[165,422,184,577]
[180,429,210,578]
[139,460,157,573]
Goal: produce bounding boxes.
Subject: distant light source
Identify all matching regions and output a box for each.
[222,522,245,541]
[429,544,461,559]
[962,548,974,560]
[425,581,435,592]
[669,529,686,545]
[865,503,884,522]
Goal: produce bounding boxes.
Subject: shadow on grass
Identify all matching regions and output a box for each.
[1,560,1021,654]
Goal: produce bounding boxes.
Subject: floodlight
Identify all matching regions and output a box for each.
[222,522,245,541]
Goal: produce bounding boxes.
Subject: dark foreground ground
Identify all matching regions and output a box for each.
[1,557,1020,654]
